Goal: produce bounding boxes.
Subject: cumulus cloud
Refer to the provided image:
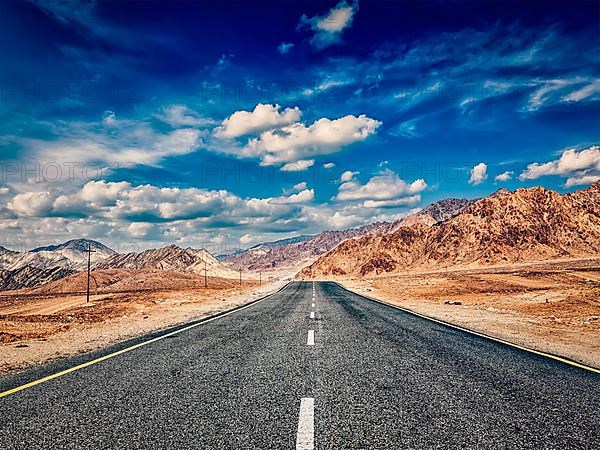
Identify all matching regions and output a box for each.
[3,180,315,225]
[7,191,55,217]
[280,160,315,171]
[128,222,160,239]
[323,162,336,169]
[469,163,488,185]
[0,178,427,252]
[336,169,427,208]
[214,104,301,139]
[564,174,600,187]
[278,42,294,54]
[269,189,315,205]
[79,180,130,205]
[293,182,308,191]
[244,114,381,165]
[519,146,600,187]
[340,170,358,182]
[298,0,358,49]
[363,196,422,208]
[494,171,513,182]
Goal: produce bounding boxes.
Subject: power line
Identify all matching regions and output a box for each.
[86,242,96,304]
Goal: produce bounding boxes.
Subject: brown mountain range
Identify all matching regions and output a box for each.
[222,198,471,272]
[301,182,600,278]
[94,245,241,279]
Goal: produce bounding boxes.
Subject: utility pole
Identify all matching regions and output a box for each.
[204,258,208,288]
[86,243,96,304]
[259,272,262,285]
[239,268,242,287]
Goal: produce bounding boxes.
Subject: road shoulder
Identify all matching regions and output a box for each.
[0,280,289,376]
[338,278,600,370]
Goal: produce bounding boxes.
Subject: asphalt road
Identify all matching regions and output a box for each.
[0,281,598,449]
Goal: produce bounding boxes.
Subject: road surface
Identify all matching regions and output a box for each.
[0,281,598,449]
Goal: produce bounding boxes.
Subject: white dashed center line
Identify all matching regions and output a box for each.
[296,398,315,450]
[311,303,315,308]
[310,311,315,319]
[307,330,315,346]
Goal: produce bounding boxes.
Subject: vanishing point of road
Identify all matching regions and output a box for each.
[0,282,598,449]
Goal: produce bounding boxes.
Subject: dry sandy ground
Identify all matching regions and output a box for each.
[339,258,600,369]
[0,277,287,375]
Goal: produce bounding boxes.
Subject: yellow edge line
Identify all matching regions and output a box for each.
[335,282,600,375]
[0,283,289,399]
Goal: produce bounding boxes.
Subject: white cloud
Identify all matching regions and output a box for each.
[214,104,301,139]
[3,180,315,226]
[128,222,158,239]
[494,171,513,182]
[526,78,600,111]
[280,160,315,172]
[323,162,336,169]
[519,146,600,187]
[469,163,488,185]
[0,177,432,252]
[102,110,117,126]
[564,174,600,187]
[27,122,203,168]
[298,1,358,49]
[363,196,422,208]
[269,189,315,205]
[293,182,308,191]
[278,42,295,54]
[562,79,600,102]
[340,170,358,182]
[239,234,255,246]
[245,114,381,165]
[336,169,427,208]
[152,128,203,157]
[7,191,55,217]
[80,180,130,205]
[156,105,214,127]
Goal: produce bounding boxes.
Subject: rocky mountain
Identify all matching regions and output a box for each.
[222,198,471,272]
[0,265,76,291]
[0,240,242,291]
[243,235,315,253]
[397,198,472,227]
[0,239,115,291]
[217,235,314,260]
[301,182,600,278]
[31,239,115,265]
[222,221,400,272]
[95,244,241,279]
[0,246,19,268]
[3,239,115,273]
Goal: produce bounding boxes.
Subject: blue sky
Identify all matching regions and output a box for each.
[0,0,599,252]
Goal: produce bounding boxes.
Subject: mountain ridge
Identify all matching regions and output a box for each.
[94,244,241,279]
[221,197,472,272]
[0,241,238,291]
[301,182,600,278]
